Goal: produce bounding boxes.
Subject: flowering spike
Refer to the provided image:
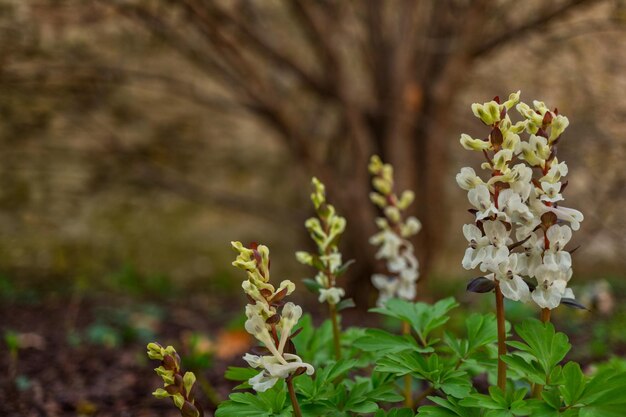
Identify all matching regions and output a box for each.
[458,91,584,311]
[368,155,421,307]
[233,242,314,392]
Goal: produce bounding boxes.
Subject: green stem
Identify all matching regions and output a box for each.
[402,321,414,408]
[329,302,342,360]
[287,377,303,417]
[495,282,507,391]
[533,308,552,398]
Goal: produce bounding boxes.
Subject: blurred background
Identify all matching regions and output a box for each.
[0,0,624,416]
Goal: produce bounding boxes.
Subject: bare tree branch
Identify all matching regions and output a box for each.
[472,0,601,57]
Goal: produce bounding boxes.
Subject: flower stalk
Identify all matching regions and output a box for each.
[232,242,314,393]
[286,376,303,417]
[458,91,584,392]
[494,282,507,391]
[296,177,351,360]
[402,320,414,408]
[368,155,422,306]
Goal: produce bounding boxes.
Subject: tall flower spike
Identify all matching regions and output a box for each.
[296,177,352,359]
[458,92,585,390]
[232,242,314,393]
[458,92,583,311]
[368,155,422,307]
[296,177,349,307]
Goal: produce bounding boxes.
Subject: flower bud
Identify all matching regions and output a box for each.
[384,206,401,224]
[183,371,196,396]
[295,251,313,266]
[460,133,490,151]
[373,177,392,195]
[369,192,387,208]
[397,190,415,210]
[368,155,383,174]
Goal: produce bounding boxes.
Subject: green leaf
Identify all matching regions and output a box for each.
[215,382,289,417]
[377,352,471,398]
[376,409,415,417]
[354,329,431,354]
[336,298,356,312]
[500,353,546,385]
[335,259,355,277]
[302,278,322,293]
[370,297,458,345]
[579,369,626,407]
[224,367,258,382]
[559,362,586,406]
[466,313,499,352]
[419,397,480,417]
[509,319,571,376]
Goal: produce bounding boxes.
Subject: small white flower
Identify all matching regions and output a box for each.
[462,224,489,270]
[546,205,584,231]
[498,189,534,224]
[371,274,399,307]
[249,370,279,392]
[479,245,510,273]
[495,254,531,303]
[483,220,510,248]
[370,229,404,260]
[546,225,572,252]
[402,217,422,237]
[456,167,484,190]
[532,279,569,310]
[468,184,499,220]
[318,287,345,305]
[264,353,314,379]
[540,181,563,203]
[541,161,568,183]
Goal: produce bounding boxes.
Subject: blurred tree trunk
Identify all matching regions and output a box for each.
[104,0,603,303]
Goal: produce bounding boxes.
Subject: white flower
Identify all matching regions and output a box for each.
[519,135,549,166]
[370,229,404,260]
[249,370,279,392]
[493,149,513,172]
[546,205,584,231]
[245,314,285,362]
[483,220,510,248]
[456,167,484,190]
[277,302,303,353]
[320,252,342,273]
[487,254,531,303]
[265,353,314,379]
[243,353,263,368]
[532,253,573,309]
[498,190,534,224]
[402,217,422,237]
[462,224,489,270]
[546,225,572,252]
[516,232,543,276]
[318,287,345,305]
[245,353,314,392]
[371,274,399,307]
[540,161,568,183]
[245,301,274,320]
[468,184,499,220]
[532,279,571,310]
[479,245,509,274]
[540,181,563,203]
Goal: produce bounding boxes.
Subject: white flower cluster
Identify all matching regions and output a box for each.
[457,92,584,310]
[231,241,314,392]
[296,177,347,306]
[368,155,422,307]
